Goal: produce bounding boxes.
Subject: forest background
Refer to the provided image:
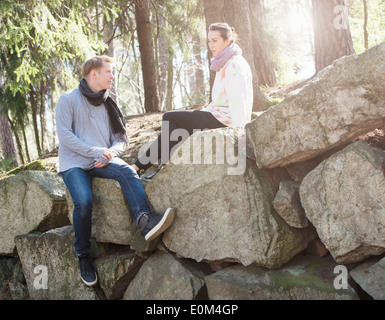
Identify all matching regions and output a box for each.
[0,0,384,173]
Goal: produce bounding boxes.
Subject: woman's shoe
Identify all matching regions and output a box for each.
[140,168,161,182]
[140,165,163,183]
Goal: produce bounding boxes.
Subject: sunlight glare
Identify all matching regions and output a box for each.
[285,7,305,35]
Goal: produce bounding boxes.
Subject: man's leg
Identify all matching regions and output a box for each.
[61,168,97,286]
[90,158,174,241]
[90,158,151,225]
[62,168,93,254]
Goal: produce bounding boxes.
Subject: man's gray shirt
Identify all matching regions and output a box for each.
[55,88,125,173]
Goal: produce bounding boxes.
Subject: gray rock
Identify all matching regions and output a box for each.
[300,141,385,264]
[350,256,385,300]
[146,128,316,269]
[8,260,29,300]
[205,255,359,300]
[0,258,28,300]
[95,248,145,300]
[14,226,98,300]
[123,250,205,300]
[0,171,68,254]
[273,180,308,228]
[0,258,14,284]
[247,41,385,169]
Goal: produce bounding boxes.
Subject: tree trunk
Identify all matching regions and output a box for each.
[249,0,276,87]
[135,0,160,113]
[156,12,169,111]
[29,85,42,157]
[0,77,18,165]
[14,129,24,164]
[103,15,118,105]
[130,35,144,113]
[50,83,56,150]
[0,105,18,166]
[39,81,46,153]
[312,0,355,73]
[166,50,174,111]
[203,0,267,111]
[193,36,206,99]
[362,0,369,50]
[22,125,31,163]
[203,0,226,92]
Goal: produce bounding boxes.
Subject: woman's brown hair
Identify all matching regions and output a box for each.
[208,23,238,44]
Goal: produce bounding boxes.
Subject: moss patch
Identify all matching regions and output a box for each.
[1,160,47,179]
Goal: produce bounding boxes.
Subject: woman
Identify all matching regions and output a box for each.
[132,22,253,175]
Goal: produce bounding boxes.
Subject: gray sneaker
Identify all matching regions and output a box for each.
[138,208,175,241]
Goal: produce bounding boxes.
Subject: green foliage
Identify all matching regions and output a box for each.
[0,0,107,96]
[265,97,283,108]
[348,0,385,53]
[155,0,205,56]
[0,157,17,175]
[0,0,108,164]
[153,0,208,107]
[0,53,28,126]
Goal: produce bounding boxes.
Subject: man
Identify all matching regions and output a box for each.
[56,55,174,286]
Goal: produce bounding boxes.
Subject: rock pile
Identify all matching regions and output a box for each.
[1,41,385,300]
[246,41,385,168]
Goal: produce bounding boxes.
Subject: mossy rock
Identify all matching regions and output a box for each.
[3,160,47,178]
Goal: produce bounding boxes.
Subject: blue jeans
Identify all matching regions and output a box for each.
[61,158,151,255]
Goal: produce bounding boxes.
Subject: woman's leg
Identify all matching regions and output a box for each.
[134,110,226,171]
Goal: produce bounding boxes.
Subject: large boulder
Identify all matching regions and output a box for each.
[15,225,147,300]
[146,128,316,269]
[14,226,98,300]
[95,248,145,300]
[246,41,385,169]
[0,171,68,254]
[123,250,206,300]
[66,178,154,252]
[300,141,385,264]
[350,256,385,300]
[205,254,359,300]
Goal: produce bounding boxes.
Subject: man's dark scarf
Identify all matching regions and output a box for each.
[79,79,128,143]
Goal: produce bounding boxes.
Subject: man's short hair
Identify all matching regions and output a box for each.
[81,55,114,78]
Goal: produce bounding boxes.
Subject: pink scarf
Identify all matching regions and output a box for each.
[210,44,242,72]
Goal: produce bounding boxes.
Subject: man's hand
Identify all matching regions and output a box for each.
[102,149,114,161]
[94,149,115,168]
[94,161,109,168]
